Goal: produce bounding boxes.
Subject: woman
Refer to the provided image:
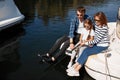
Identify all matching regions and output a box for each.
[66,11,110,76]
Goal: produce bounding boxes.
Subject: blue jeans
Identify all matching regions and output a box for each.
[77,45,108,65]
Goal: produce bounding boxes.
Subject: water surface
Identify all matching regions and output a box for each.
[0,0,120,80]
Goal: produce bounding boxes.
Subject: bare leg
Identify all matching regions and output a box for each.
[67,57,74,68]
[73,62,82,71]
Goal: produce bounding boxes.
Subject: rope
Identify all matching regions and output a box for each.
[85,65,120,80]
[104,52,112,80]
[65,42,80,53]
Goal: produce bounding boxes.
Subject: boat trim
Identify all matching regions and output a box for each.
[85,65,120,80]
[0,15,24,31]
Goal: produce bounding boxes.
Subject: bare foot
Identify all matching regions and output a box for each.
[51,57,55,61]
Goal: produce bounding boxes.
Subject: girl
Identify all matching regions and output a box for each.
[66,11,109,77]
[67,19,95,68]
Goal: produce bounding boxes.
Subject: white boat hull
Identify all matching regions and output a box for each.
[0,0,24,31]
[85,22,120,80]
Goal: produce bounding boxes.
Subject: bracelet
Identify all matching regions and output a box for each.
[70,42,73,44]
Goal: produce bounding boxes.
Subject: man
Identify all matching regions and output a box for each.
[69,6,90,49]
[40,6,91,63]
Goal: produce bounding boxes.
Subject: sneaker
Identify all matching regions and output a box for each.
[38,53,51,59]
[67,71,80,76]
[67,69,80,76]
[42,55,50,59]
[42,57,57,64]
[66,66,74,73]
[65,47,72,56]
[67,62,73,68]
[66,51,72,56]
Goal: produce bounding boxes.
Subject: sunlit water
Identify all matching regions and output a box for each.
[0,0,120,80]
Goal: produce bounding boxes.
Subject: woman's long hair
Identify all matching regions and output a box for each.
[94,11,108,26]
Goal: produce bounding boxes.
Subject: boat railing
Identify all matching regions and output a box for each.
[116,20,120,39]
[118,7,120,20]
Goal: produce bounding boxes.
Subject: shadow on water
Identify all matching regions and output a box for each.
[0,25,25,80]
[38,54,94,80]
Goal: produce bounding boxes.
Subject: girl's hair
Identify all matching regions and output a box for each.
[84,19,93,30]
[94,11,107,26]
[77,6,86,13]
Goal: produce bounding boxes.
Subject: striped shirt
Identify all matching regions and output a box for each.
[88,25,110,47]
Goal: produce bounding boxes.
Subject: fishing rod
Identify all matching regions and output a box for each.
[65,42,80,53]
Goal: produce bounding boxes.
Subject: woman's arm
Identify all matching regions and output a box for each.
[88,27,108,45]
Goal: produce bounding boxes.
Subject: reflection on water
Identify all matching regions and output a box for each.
[15,0,110,26]
[0,25,25,80]
[7,0,120,80]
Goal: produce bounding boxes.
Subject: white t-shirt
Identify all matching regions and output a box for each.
[80,28,95,40]
[76,20,84,34]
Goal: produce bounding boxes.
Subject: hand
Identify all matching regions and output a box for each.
[79,40,82,44]
[80,42,85,46]
[89,44,93,47]
[80,43,84,46]
[70,43,74,49]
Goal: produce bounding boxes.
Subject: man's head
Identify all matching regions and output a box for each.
[76,6,86,19]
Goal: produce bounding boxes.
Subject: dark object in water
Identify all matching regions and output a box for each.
[38,53,56,64]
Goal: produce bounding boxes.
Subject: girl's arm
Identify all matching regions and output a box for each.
[87,36,94,41]
[79,34,83,43]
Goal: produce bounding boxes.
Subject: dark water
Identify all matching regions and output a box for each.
[0,0,120,80]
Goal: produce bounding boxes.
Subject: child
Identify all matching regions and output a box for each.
[67,19,95,68]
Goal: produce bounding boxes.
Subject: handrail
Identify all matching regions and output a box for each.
[116,20,120,39]
[117,7,120,20]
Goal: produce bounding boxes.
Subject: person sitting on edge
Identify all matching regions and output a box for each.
[67,19,95,68]
[66,11,110,76]
[39,6,91,63]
